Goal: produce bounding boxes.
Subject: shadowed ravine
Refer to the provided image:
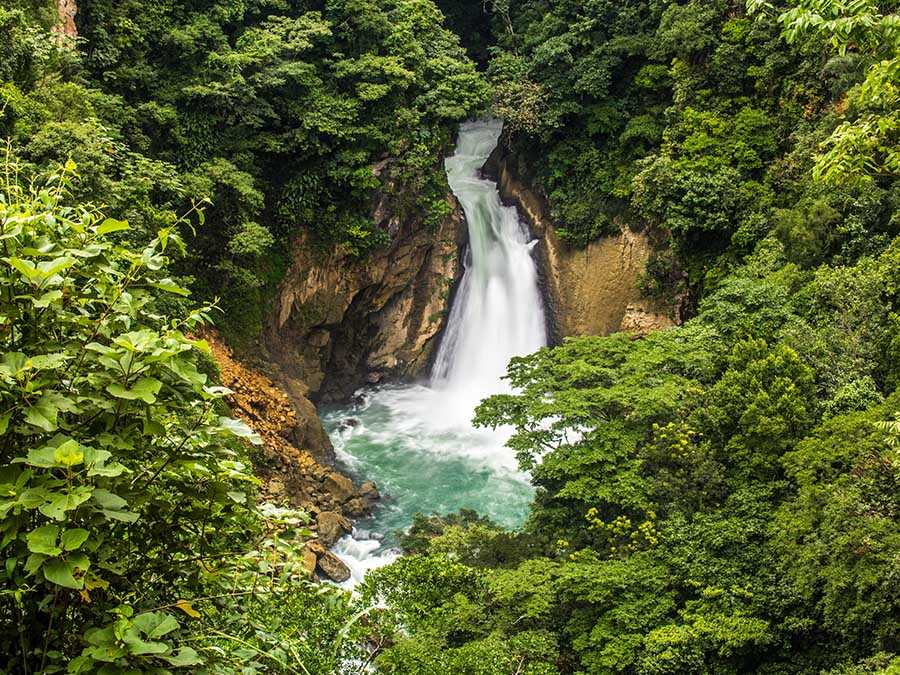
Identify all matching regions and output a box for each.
[322,120,547,586]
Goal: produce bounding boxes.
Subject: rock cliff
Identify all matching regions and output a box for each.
[54,0,77,38]
[264,171,467,403]
[206,332,375,582]
[484,141,673,339]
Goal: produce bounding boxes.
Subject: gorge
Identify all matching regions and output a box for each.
[326,119,547,583]
[3,0,899,671]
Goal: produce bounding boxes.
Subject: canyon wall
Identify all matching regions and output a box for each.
[484,142,673,340]
[55,0,77,38]
[264,168,467,403]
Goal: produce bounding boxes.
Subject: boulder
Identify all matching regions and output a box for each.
[358,480,380,501]
[323,471,354,503]
[343,497,369,518]
[316,510,351,547]
[305,539,326,556]
[301,546,318,577]
[317,551,351,583]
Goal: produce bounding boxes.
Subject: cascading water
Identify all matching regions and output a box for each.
[323,119,547,586]
[431,120,547,415]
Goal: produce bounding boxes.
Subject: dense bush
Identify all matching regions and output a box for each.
[3,0,899,673]
[1,0,487,344]
[364,235,900,673]
[483,0,898,303]
[0,167,362,672]
[355,4,900,665]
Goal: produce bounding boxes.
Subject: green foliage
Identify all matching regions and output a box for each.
[479,0,898,322]
[1,0,487,345]
[0,167,362,672]
[749,0,900,186]
[3,1,899,673]
[370,228,900,672]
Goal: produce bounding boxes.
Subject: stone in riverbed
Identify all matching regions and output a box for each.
[317,550,351,583]
[343,498,368,517]
[358,480,379,501]
[316,510,351,547]
[323,471,354,503]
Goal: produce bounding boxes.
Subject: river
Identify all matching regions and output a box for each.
[321,120,547,586]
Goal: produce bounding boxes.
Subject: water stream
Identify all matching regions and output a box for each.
[322,120,547,586]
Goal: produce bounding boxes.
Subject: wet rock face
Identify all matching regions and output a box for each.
[263,166,467,403]
[316,511,352,547]
[484,141,674,340]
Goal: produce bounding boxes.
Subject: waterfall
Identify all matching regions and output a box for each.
[431,120,547,414]
[325,120,547,587]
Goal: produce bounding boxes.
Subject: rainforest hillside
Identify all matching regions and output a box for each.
[365,0,900,672]
[1,0,899,673]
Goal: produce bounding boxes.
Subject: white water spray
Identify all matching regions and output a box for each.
[328,120,547,586]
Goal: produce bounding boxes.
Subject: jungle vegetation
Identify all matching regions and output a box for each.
[1,0,899,673]
[363,0,900,673]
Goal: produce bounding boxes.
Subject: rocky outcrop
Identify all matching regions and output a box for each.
[306,540,351,583]
[485,143,673,339]
[205,332,379,518]
[207,329,334,464]
[619,303,676,336]
[54,0,77,39]
[264,168,467,402]
[316,511,352,547]
[206,331,379,582]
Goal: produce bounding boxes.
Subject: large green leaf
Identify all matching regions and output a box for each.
[39,487,93,521]
[42,558,83,589]
[95,218,130,236]
[133,611,179,639]
[24,553,46,575]
[7,257,41,283]
[31,290,62,307]
[106,377,163,403]
[19,486,49,508]
[29,353,69,370]
[217,417,262,445]
[101,509,139,523]
[163,647,203,667]
[54,440,84,467]
[25,394,59,432]
[93,489,139,522]
[84,446,126,477]
[152,278,190,297]
[166,358,207,386]
[61,528,90,551]
[91,489,127,510]
[36,256,75,278]
[0,352,26,377]
[25,445,58,468]
[27,525,61,556]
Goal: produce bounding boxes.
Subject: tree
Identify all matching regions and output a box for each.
[749,0,900,184]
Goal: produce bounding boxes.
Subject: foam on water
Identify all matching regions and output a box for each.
[324,120,547,585]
